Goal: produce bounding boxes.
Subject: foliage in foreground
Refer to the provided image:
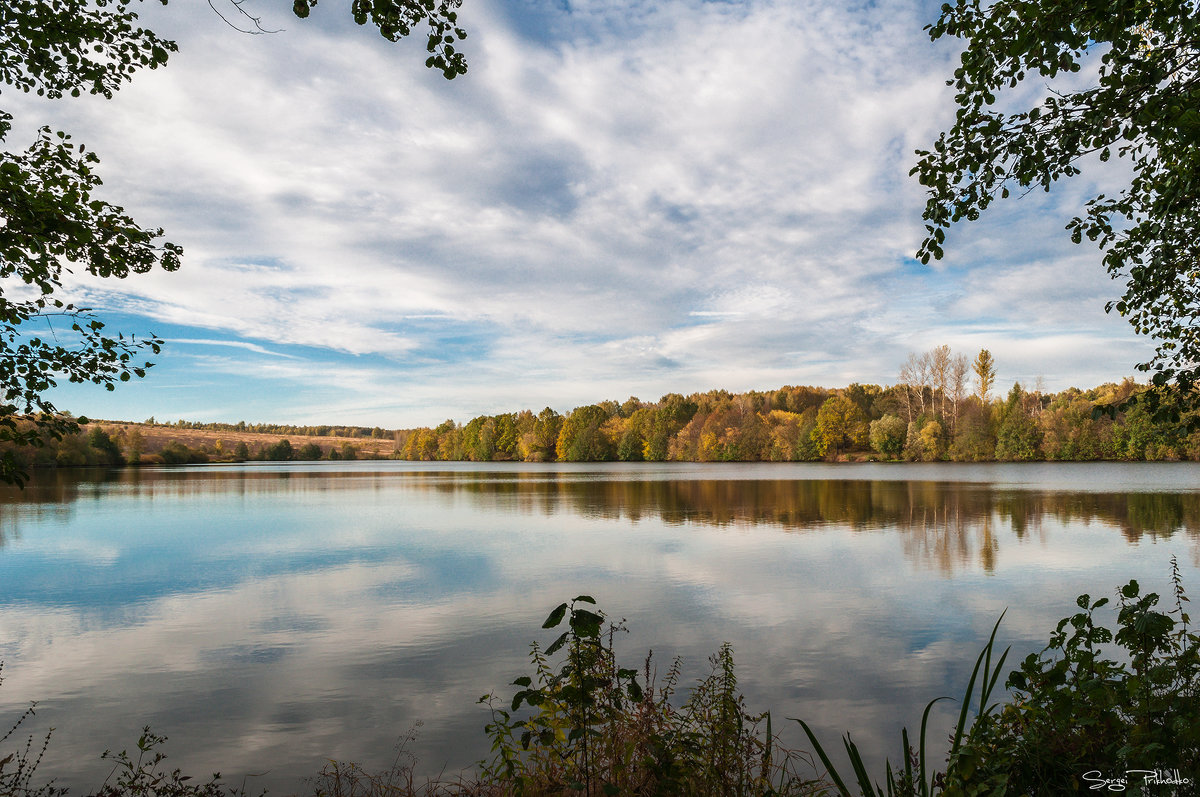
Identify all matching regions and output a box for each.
[0,0,472,489]
[803,557,1200,796]
[0,704,251,797]
[7,568,1200,796]
[475,596,822,796]
[913,0,1200,414]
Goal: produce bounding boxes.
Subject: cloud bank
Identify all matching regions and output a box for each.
[8,0,1152,425]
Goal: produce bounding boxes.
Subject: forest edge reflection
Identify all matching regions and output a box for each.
[3,464,1198,575]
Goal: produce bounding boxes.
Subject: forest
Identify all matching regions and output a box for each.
[3,347,1199,471]
[395,347,1200,464]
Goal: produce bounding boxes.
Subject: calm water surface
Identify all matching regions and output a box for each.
[1,461,1198,791]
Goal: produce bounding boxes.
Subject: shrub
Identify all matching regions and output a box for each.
[478,596,824,796]
[802,559,1200,796]
[943,561,1200,795]
[159,442,208,465]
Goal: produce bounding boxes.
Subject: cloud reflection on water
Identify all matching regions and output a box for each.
[0,462,1197,791]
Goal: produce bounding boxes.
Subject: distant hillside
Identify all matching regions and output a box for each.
[93,421,398,462]
[0,419,399,474]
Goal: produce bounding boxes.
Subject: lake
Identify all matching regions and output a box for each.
[1,461,1198,792]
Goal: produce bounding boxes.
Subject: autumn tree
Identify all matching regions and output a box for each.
[930,344,952,418]
[973,349,997,405]
[948,351,970,435]
[814,395,868,457]
[898,352,930,422]
[917,419,946,461]
[556,405,615,461]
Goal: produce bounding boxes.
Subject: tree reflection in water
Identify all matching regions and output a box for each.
[3,466,1196,572]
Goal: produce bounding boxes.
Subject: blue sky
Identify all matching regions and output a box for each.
[9,0,1150,427]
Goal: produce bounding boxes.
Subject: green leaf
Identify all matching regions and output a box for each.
[570,609,604,638]
[543,602,568,629]
[546,631,569,655]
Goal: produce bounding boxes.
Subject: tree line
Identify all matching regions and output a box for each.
[4,346,1197,473]
[0,423,371,471]
[138,418,394,439]
[396,348,1200,463]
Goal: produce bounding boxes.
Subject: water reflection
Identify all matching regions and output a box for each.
[0,463,1198,792]
[4,466,1197,574]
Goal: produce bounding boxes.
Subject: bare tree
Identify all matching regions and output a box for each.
[949,353,969,436]
[930,344,952,418]
[898,354,925,422]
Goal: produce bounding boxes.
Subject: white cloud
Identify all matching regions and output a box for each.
[7,0,1153,424]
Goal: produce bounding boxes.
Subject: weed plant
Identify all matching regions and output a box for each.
[800,556,1200,796]
[476,596,824,796]
[0,665,63,797]
[5,567,1200,796]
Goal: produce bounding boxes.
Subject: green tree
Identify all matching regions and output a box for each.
[460,415,494,461]
[434,419,461,460]
[616,424,644,462]
[261,439,294,461]
[87,427,125,466]
[795,410,823,461]
[0,1,471,486]
[0,2,181,485]
[995,384,1042,461]
[914,0,1200,407]
[296,441,323,460]
[641,395,696,461]
[126,428,146,464]
[494,413,519,460]
[159,440,206,464]
[950,401,996,461]
[843,383,881,420]
[868,414,906,459]
[1114,402,1173,460]
[531,408,562,462]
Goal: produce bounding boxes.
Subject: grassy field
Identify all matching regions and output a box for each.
[89,421,400,460]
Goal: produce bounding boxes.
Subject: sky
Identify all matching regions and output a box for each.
[6,0,1153,427]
